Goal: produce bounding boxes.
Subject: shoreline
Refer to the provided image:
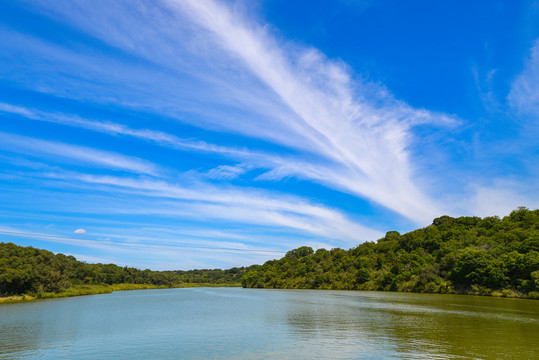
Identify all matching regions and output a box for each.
[2,285,537,304]
[240,286,539,300]
[0,283,241,304]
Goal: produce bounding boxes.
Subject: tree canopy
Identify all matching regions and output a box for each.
[241,208,539,299]
[2,208,538,299]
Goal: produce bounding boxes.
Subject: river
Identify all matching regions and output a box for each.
[0,288,538,359]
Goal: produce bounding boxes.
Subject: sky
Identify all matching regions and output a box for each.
[0,0,538,270]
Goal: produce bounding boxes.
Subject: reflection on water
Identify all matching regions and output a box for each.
[0,288,538,359]
[284,291,539,359]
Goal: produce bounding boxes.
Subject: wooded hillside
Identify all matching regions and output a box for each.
[241,208,539,299]
[2,208,538,299]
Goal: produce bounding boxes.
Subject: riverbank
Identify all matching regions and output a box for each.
[3,283,536,305]
[241,285,539,300]
[0,283,241,304]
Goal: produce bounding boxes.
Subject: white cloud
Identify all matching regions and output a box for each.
[162,0,455,223]
[0,104,251,157]
[205,164,248,180]
[468,181,539,218]
[0,132,159,175]
[0,103,38,118]
[24,169,384,245]
[0,104,300,180]
[508,39,539,118]
[74,228,86,234]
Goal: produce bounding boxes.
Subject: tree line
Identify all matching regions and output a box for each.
[0,243,256,296]
[241,208,539,299]
[2,208,538,299]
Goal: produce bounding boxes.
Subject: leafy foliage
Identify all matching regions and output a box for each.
[0,243,256,296]
[241,208,539,299]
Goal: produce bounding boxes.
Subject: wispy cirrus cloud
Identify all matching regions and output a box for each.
[2,0,459,224]
[468,181,539,218]
[63,172,383,243]
[0,224,258,270]
[166,0,458,223]
[508,39,539,121]
[0,132,159,175]
[0,139,384,246]
[0,103,249,156]
[204,164,249,180]
[0,161,384,268]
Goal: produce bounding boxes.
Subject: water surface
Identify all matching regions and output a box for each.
[0,288,537,359]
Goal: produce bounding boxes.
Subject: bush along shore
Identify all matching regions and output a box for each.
[0,283,240,304]
[0,242,252,303]
[241,208,539,300]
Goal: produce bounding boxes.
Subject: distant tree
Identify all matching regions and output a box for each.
[285,246,314,260]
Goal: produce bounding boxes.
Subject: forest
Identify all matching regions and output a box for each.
[0,242,256,297]
[241,207,539,299]
[1,208,538,300]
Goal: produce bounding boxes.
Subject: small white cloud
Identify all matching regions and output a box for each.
[74,228,87,234]
[206,164,247,180]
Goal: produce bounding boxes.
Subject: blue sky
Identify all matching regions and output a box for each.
[0,0,537,270]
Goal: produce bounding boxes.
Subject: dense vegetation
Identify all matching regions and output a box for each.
[0,243,256,297]
[242,208,539,299]
[2,208,538,301]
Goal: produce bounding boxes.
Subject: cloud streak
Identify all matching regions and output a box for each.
[0,132,159,175]
[65,172,384,243]
[508,39,539,118]
[0,103,263,159]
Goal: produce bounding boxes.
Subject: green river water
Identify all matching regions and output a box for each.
[0,288,537,359]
